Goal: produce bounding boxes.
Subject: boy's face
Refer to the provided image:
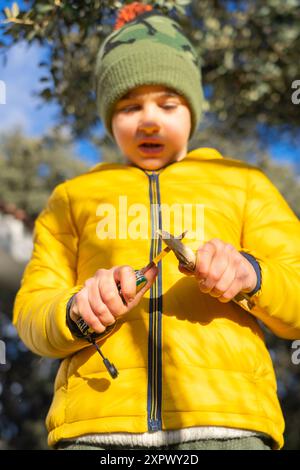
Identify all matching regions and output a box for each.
[111,85,192,170]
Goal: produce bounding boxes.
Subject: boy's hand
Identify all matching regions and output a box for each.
[70,264,158,333]
[179,238,257,303]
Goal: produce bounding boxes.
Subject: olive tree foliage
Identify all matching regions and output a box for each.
[0,128,88,219]
[190,125,300,218]
[1,0,299,145]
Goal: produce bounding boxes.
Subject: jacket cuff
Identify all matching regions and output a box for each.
[240,252,262,296]
[66,294,84,338]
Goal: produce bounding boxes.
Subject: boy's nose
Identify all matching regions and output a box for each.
[138,122,160,134]
[138,104,161,134]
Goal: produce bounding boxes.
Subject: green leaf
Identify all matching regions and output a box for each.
[175,5,186,15]
[153,0,164,6]
[4,7,11,18]
[176,0,191,5]
[35,4,54,14]
[113,1,123,8]
[27,30,36,41]
[40,88,52,99]
[11,2,20,18]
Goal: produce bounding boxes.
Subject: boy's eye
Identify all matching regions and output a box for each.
[121,105,140,113]
[120,103,177,113]
[162,104,176,110]
[117,105,140,113]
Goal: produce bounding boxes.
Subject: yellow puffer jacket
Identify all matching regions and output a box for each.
[13,148,300,449]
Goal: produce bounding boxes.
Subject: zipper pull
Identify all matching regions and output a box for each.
[89,336,119,379]
[75,317,119,379]
[74,270,148,379]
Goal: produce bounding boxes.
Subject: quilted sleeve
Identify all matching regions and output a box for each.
[13,182,87,358]
[241,167,300,339]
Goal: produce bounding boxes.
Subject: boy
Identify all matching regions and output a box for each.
[13,4,300,450]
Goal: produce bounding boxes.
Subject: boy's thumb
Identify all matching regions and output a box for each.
[126,265,158,308]
[133,265,158,302]
[144,264,159,284]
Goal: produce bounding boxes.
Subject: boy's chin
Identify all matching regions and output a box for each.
[127,155,179,171]
[138,159,166,170]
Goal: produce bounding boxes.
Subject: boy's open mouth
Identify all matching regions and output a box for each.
[138,143,164,155]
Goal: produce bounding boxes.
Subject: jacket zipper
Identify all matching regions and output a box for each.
[146,171,163,431]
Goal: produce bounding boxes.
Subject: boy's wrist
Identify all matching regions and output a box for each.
[240,252,262,296]
[66,294,85,338]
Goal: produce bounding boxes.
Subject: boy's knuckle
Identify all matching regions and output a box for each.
[75,290,82,301]
[209,271,219,283]
[102,290,116,303]
[95,268,106,277]
[196,257,207,272]
[196,269,208,280]
[75,291,85,306]
[210,238,222,247]
[84,278,93,288]
[96,306,109,318]
[236,260,246,276]
[225,243,235,252]
[120,265,134,273]
[236,270,246,282]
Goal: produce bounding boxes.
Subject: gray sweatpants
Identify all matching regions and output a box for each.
[56,436,272,450]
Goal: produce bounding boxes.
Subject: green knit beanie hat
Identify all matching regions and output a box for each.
[95,2,204,141]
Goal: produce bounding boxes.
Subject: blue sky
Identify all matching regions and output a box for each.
[0,0,299,168]
[0,37,102,165]
[0,0,102,165]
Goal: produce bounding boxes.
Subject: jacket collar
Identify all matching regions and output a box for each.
[88,147,223,175]
[186,147,224,161]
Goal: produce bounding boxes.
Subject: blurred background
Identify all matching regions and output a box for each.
[0,0,300,449]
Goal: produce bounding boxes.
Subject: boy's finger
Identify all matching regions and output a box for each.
[73,290,106,333]
[128,264,158,307]
[85,278,108,317]
[143,264,159,284]
[210,263,236,298]
[99,274,128,317]
[113,265,137,303]
[195,242,216,279]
